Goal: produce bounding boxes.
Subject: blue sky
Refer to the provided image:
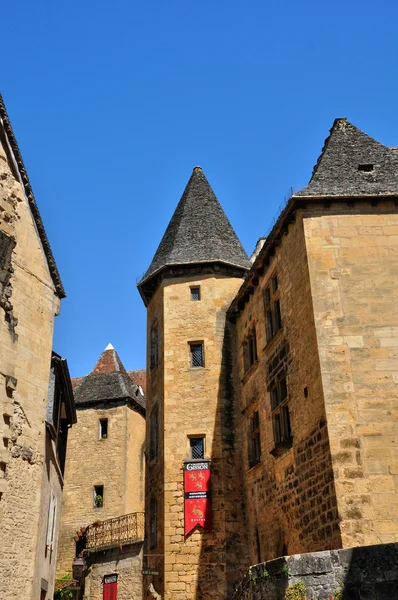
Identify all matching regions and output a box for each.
[2,0,398,376]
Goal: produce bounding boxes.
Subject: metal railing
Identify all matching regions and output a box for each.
[84,512,144,552]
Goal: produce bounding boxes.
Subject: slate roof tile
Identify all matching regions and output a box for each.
[74,346,145,412]
[139,167,250,288]
[296,118,398,198]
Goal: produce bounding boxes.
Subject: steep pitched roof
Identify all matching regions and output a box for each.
[0,93,65,298]
[139,167,250,288]
[296,118,398,198]
[74,344,145,413]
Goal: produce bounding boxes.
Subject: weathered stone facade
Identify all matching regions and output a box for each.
[144,274,249,600]
[140,121,398,599]
[56,345,146,600]
[83,541,144,600]
[230,543,398,600]
[233,213,340,564]
[56,400,145,575]
[0,95,74,600]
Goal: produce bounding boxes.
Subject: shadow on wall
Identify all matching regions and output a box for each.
[228,543,398,600]
[195,317,249,600]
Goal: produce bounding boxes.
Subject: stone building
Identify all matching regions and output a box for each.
[138,167,251,600]
[56,344,146,600]
[138,120,398,599]
[0,94,76,600]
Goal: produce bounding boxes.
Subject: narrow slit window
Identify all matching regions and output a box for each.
[150,322,159,370]
[150,408,159,461]
[248,410,261,468]
[99,419,108,439]
[358,164,374,172]
[190,343,204,367]
[94,485,104,508]
[190,437,205,459]
[150,498,158,549]
[190,286,201,301]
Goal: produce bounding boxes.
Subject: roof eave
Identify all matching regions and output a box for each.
[0,94,65,298]
[138,259,250,306]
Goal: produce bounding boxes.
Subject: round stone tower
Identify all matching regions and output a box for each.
[138,167,250,600]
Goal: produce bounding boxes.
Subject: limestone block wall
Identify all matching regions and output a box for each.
[229,543,398,600]
[235,213,340,563]
[147,273,248,600]
[304,203,398,547]
[83,542,143,600]
[0,127,61,599]
[57,402,145,576]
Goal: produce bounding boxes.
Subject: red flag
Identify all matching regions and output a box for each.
[184,461,212,535]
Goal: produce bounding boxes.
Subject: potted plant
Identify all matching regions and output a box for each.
[94,494,103,508]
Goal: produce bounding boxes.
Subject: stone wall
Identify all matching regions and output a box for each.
[0,115,63,598]
[83,541,143,600]
[229,543,398,600]
[234,213,340,564]
[304,203,398,547]
[56,402,145,576]
[145,273,248,600]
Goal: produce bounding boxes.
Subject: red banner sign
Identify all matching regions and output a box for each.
[184,461,212,535]
[103,574,117,600]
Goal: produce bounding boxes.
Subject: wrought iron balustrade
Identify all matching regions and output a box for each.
[84,512,144,552]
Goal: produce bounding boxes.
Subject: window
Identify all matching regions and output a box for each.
[270,376,292,450]
[150,498,157,549]
[190,343,204,367]
[190,286,201,301]
[264,275,282,343]
[94,485,104,508]
[45,492,57,552]
[99,419,108,439]
[248,411,261,468]
[150,408,158,461]
[150,322,159,369]
[190,437,205,459]
[358,164,374,172]
[243,328,257,373]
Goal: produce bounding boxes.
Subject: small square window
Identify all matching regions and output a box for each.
[190,437,205,459]
[94,485,104,508]
[190,343,204,368]
[190,287,201,301]
[99,419,108,439]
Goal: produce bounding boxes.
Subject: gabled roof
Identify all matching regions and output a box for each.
[296,118,398,198]
[0,93,65,298]
[138,167,250,296]
[74,344,145,413]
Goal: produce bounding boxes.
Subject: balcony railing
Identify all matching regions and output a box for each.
[83,512,144,552]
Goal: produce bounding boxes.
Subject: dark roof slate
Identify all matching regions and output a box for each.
[0,93,65,297]
[139,167,250,286]
[74,345,145,412]
[296,118,398,198]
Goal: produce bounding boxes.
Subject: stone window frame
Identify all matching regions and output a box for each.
[149,405,159,462]
[94,485,104,509]
[270,374,292,456]
[189,341,205,368]
[150,321,159,370]
[99,418,108,440]
[150,497,158,549]
[243,326,258,374]
[190,285,201,301]
[264,274,282,344]
[248,409,261,468]
[188,435,205,459]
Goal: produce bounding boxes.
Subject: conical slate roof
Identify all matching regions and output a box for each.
[296,118,398,197]
[74,344,145,412]
[139,167,250,287]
